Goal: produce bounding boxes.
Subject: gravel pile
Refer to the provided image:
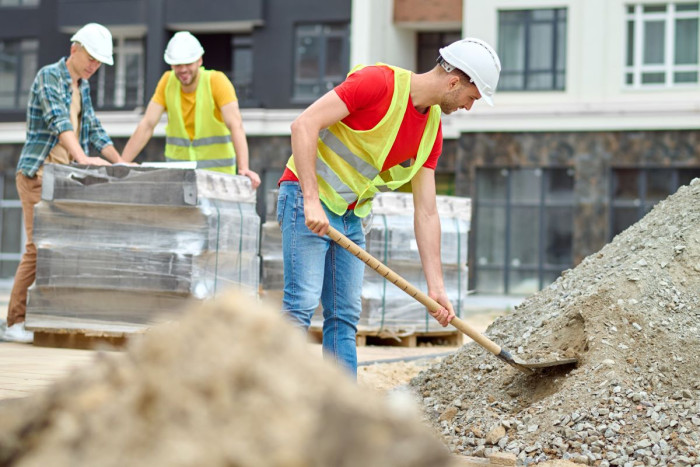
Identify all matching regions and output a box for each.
[411,179,700,466]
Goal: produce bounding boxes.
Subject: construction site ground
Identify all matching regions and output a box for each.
[0,288,502,401]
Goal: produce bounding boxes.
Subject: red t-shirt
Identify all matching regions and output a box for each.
[279,65,443,198]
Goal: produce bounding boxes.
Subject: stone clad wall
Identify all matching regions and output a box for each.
[2,130,699,286]
[456,130,700,267]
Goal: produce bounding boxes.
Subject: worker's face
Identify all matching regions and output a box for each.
[171,58,203,86]
[440,77,482,115]
[69,43,102,80]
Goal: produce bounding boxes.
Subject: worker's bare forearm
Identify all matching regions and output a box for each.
[415,209,446,293]
[290,120,321,201]
[58,130,89,163]
[100,145,122,163]
[121,123,154,162]
[230,128,250,170]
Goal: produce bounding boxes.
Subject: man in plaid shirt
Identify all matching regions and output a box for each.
[1,23,124,343]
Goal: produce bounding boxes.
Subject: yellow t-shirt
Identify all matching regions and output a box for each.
[152,70,238,140]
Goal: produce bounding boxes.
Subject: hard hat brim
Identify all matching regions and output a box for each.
[164,53,203,66]
[72,40,114,65]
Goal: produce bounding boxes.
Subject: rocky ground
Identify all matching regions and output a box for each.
[410,179,700,466]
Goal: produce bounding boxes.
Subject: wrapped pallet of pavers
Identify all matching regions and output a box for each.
[26,164,260,337]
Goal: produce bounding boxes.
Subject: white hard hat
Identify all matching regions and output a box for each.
[164,31,204,65]
[439,38,501,106]
[71,23,114,65]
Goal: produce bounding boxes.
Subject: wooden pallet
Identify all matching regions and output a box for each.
[32,331,130,351]
[308,325,463,347]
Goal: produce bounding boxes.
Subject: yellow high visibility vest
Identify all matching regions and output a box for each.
[286,64,441,217]
[164,68,236,174]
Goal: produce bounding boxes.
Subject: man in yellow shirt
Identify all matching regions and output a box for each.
[122,31,260,188]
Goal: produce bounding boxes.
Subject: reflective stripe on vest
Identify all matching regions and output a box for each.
[166,135,233,147]
[164,68,236,174]
[166,155,236,169]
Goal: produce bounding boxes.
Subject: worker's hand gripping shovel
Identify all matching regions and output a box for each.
[326,226,577,375]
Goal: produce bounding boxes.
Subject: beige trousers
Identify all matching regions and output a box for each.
[7,173,42,326]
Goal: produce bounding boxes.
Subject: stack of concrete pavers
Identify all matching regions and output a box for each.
[354,192,470,332]
[26,164,260,336]
[260,189,283,292]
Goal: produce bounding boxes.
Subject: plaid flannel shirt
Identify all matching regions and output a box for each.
[17,57,113,178]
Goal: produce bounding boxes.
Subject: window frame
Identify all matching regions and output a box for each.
[473,167,575,295]
[0,173,25,278]
[291,22,350,104]
[608,166,700,240]
[0,38,38,110]
[93,35,145,110]
[497,8,568,91]
[0,0,40,6]
[624,2,700,88]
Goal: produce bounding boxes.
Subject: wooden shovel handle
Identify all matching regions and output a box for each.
[327,226,503,357]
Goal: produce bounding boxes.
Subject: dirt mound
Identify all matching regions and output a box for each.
[0,293,454,467]
[412,179,700,465]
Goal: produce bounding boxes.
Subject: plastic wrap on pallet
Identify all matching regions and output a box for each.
[359,263,467,331]
[35,247,260,298]
[42,164,257,205]
[265,188,280,222]
[26,165,261,334]
[353,192,470,332]
[261,188,284,290]
[366,193,470,266]
[32,201,260,257]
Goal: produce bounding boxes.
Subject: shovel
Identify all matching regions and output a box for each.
[327,226,578,375]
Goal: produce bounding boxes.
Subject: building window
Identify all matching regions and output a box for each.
[0,0,39,6]
[625,3,699,87]
[230,35,256,107]
[0,171,24,278]
[497,8,567,91]
[0,38,38,110]
[293,23,349,102]
[417,32,462,73]
[610,167,700,239]
[91,37,144,110]
[474,168,574,295]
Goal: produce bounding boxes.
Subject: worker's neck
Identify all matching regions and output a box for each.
[410,71,440,114]
[64,57,82,87]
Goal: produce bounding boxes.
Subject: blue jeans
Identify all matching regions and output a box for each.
[277,181,365,377]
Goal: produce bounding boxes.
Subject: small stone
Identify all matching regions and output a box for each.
[485,425,506,445]
[488,451,517,466]
[438,406,458,422]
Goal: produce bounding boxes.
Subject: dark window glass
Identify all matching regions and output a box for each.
[474,167,574,295]
[0,38,38,109]
[416,31,462,73]
[293,23,350,102]
[231,35,256,107]
[0,171,23,278]
[497,8,567,91]
[610,167,700,239]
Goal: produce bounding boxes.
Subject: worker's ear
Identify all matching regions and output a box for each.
[447,74,461,90]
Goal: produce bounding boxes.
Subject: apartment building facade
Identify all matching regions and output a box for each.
[1,0,699,297]
[351,0,700,295]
